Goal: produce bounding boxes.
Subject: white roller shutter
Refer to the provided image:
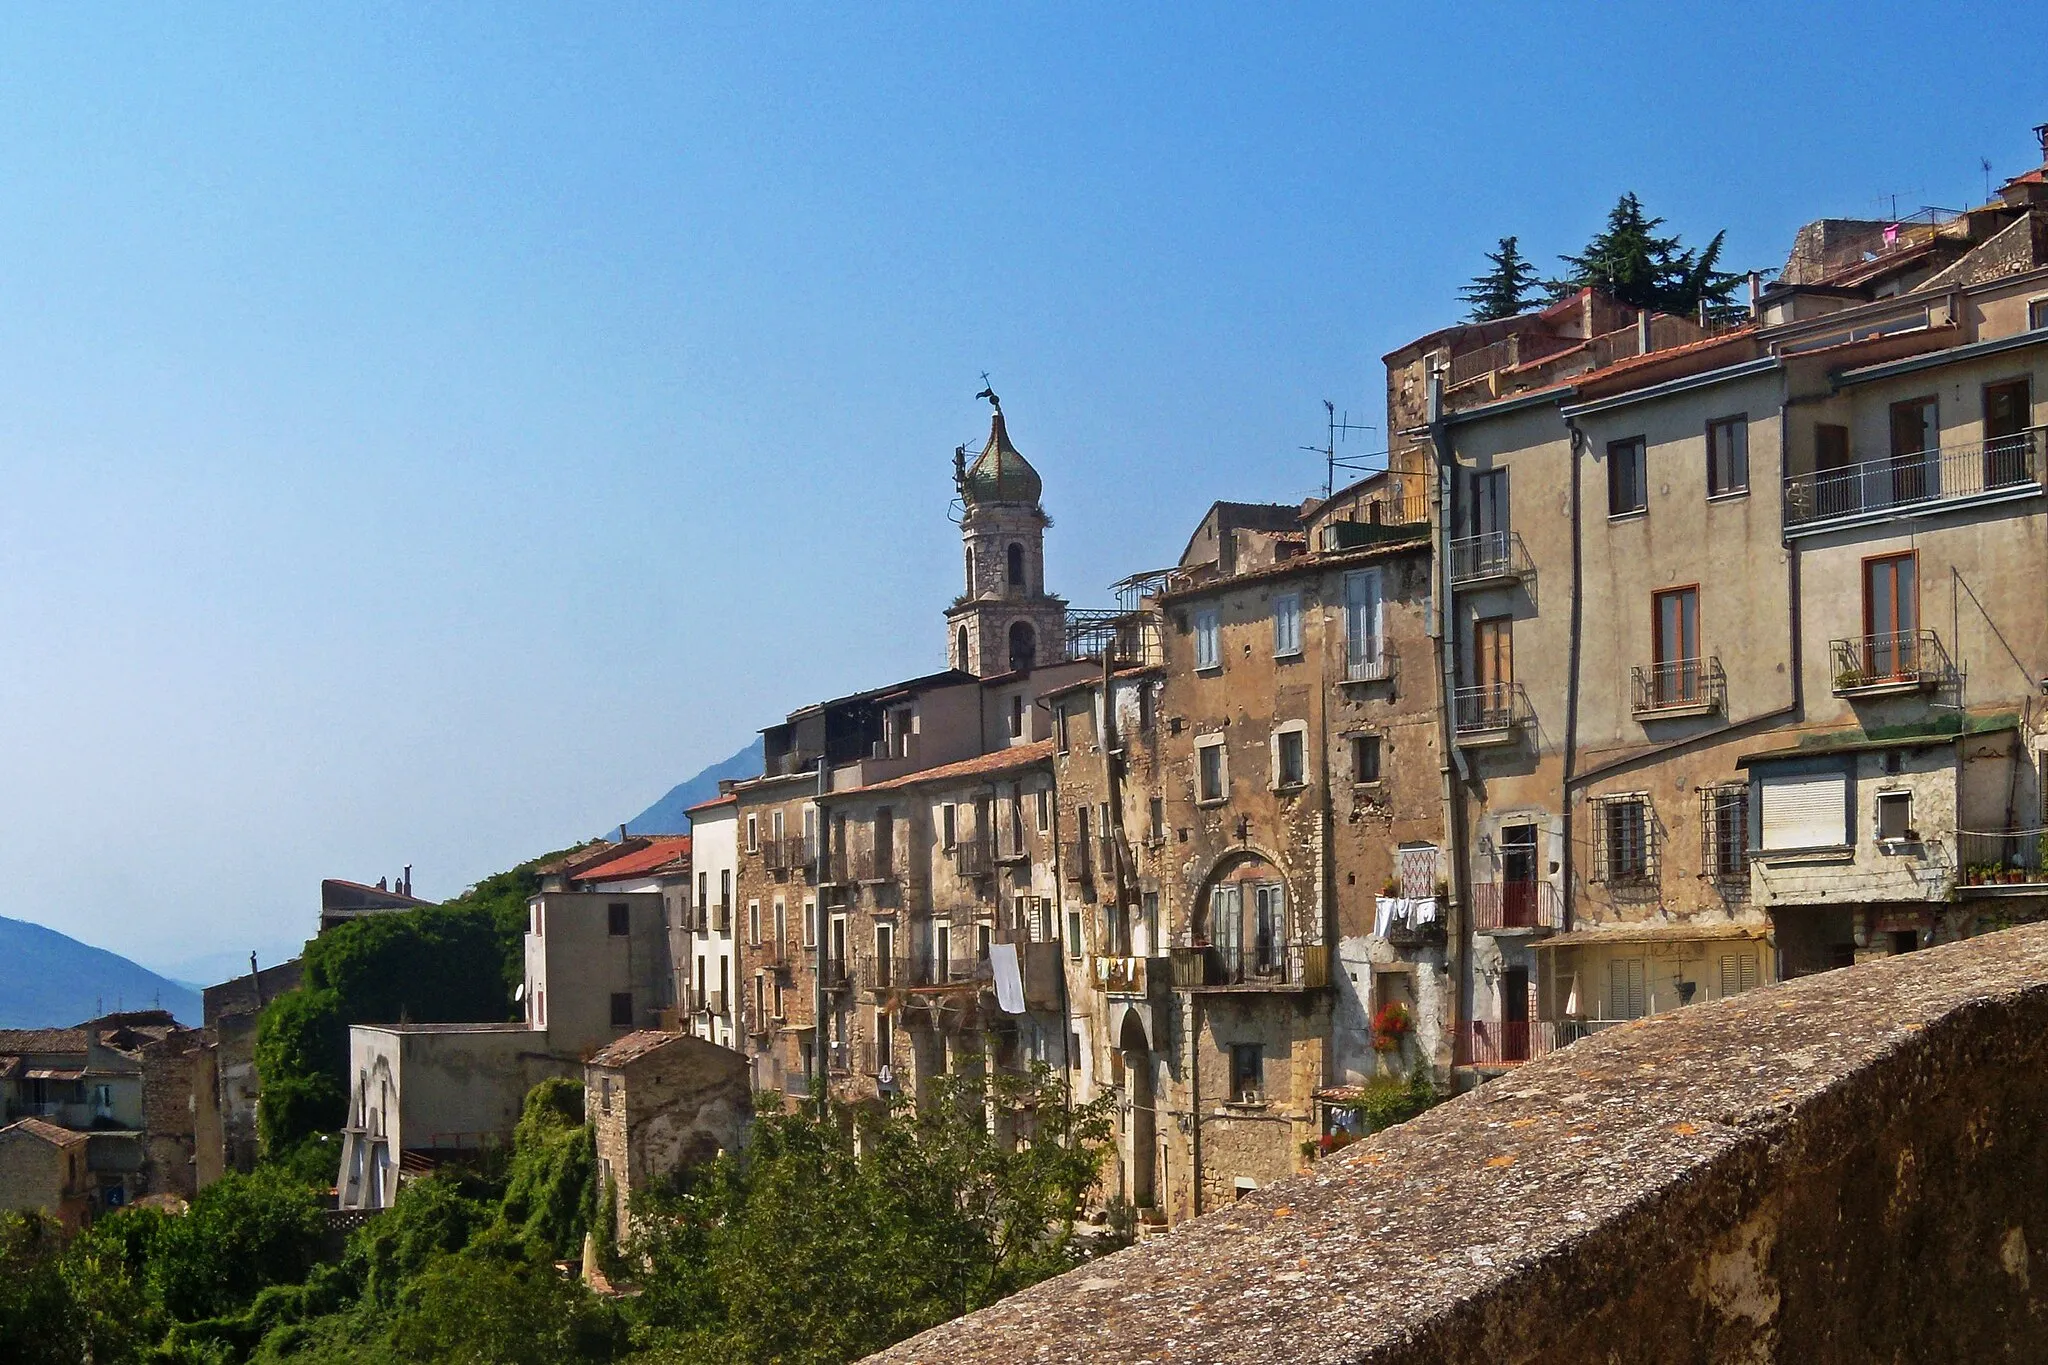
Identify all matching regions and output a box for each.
[1759,771,1847,850]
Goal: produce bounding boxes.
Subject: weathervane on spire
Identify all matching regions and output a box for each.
[975,371,1001,415]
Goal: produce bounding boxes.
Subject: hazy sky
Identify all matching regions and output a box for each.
[2,4,2042,980]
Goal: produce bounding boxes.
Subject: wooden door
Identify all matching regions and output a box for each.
[1863,553,1919,678]
[1652,586,1700,704]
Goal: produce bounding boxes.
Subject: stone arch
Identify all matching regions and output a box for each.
[957,624,971,671]
[1193,850,1294,983]
[1007,540,1026,588]
[1008,620,1037,672]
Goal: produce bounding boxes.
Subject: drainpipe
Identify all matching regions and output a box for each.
[1560,416,1588,935]
[1313,570,1333,1089]
[812,757,828,1096]
[1427,372,1468,1074]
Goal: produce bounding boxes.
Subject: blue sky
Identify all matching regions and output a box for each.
[1,4,2042,979]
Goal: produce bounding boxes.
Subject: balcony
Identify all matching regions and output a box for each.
[1320,493,1431,551]
[860,955,992,996]
[994,836,1031,866]
[1343,641,1395,684]
[754,936,790,970]
[1469,881,1561,932]
[700,990,727,1019]
[1957,829,2048,895]
[761,836,796,872]
[819,957,854,992]
[1170,943,1329,991]
[1453,683,1532,746]
[1631,657,1726,719]
[852,848,904,884]
[952,840,995,878]
[1062,841,1095,881]
[1093,954,1169,996]
[1449,530,1534,591]
[1828,630,1954,697]
[1783,428,2046,534]
[1453,1020,1559,1068]
[815,852,851,886]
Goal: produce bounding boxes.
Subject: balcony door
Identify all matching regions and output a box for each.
[1252,883,1285,976]
[1468,468,1509,540]
[1469,616,1514,724]
[1652,586,1700,705]
[1888,396,1938,504]
[1501,965,1530,1062]
[1985,379,2034,487]
[1501,823,1538,928]
[1863,552,1918,680]
[1209,883,1242,962]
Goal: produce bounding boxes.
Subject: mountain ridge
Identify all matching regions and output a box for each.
[0,916,203,1028]
[625,738,763,834]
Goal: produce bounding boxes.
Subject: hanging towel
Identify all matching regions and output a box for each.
[1412,896,1440,927]
[990,943,1026,1014]
[1374,897,1398,937]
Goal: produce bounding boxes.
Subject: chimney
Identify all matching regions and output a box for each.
[2036,122,2048,163]
[1636,309,1651,354]
[377,876,388,891]
[1748,271,1762,320]
[402,864,413,897]
[618,824,629,843]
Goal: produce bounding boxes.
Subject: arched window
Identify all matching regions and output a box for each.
[1007,542,1026,588]
[965,546,975,596]
[1008,621,1036,672]
[1197,856,1288,984]
[957,625,971,669]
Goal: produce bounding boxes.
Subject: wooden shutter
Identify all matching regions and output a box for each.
[1608,958,1646,1020]
[1759,771,1847,850]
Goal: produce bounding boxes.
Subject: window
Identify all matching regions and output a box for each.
[771,808,784,843]
[803,900,817,947]
[1985,378,2034,485]
[1701,785,1750,881]
[1138,682,1155,732]
[2032,299,2048,331]
[876,1009,895,1071]
[941,803,957,850]
[610,992,634,1028]
[773,898,786,946]
[1607,958,1647,1020]
[1272,593,1302,657]
[532,903,543,936]
[1706,415,1748,496]
[1651,586,1701,706]
[748,900,761,945]
[1197,738,1227,803]
[1352,734,1382,784]
[696,871,707,914]
[1274,728,1305,788]
[956,624,971,668]
[1469,467,1510,539]
[1717,953,1759,998]
[607,903,630,937]
[599,1076,613,1115]
[719,869,731,911]
[1876,790,1914,842]
[1140,892,1159,951]
[1149,796,1165,840]
[1008,621,1037,672]
[874,922,894,981]
[1009,694,1025,738]
[883,706,913,758]
[1037,896,1053,942]
[934,922,952,974]
[1758,769,1848,850]
[1007,541,1025,587]
[976,922,993,961]
[1055,703,1071,753]
[1036,788,1051,832]
[1229,1044,1263,1103]
[746,814,758,852]
[1608,436,1647,516]
[1593,795,1654,883]
[1343,570,1383,679]
[1194,607,1221,670]
[1067,909,1084,958]
[1862,552,1919,678]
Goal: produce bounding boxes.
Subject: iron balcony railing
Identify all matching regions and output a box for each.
[819,956,855,991]
[1449,530,1534,588]
[1345,640,1394,683]
[1453,682,1532,737]
[1957,828,2048,890]
[761,836,798,872]
[1064,608,1164,668]
[815,851,851,885]
[852,847,904,883]
[1170,942,1329,989]
[1453,1020,1558,1067]
[1062,840,1094,881]
[861,955,992,995]
[754,936,790,969]
[1828,630,1952,693]
[1092,954,1168,996]
[1468,880,1562,931]
[1320,493,1432,550]
[1784,428,2046,528]
[952,840,995,878]
[1630,657,1726,716]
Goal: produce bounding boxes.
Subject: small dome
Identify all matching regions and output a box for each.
[962,410,1043,507]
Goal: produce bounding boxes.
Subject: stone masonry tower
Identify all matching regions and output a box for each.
[946,401,1068,677]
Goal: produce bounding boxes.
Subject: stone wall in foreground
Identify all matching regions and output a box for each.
[867,922,2048,1364]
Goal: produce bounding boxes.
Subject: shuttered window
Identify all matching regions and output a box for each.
[1608,958,1646,1019]
[1717,952,1760,999]
[1758,771,1848,850]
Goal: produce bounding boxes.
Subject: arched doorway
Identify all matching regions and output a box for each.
[1008,620,1036,672]
[1197,855,1289,985]
[1119,1009,1155,1212]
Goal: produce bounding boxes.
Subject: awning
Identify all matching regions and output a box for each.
[1534,922,1771,950]
[24,1068,84,1081]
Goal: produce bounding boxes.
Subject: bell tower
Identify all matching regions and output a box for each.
[946,396,1068,677]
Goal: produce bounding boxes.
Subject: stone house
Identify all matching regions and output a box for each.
[196,957,303,1184]
[0,1118,92,1231]
[586,1030,751,1235]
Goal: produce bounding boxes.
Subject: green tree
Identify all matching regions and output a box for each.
[1459,235,1542,321]
[498,1077,597,1261]
[1552,192,1741,319]
[0,1212,87,1365]
[387,1247,623,1365]
[145,1167,327,1323]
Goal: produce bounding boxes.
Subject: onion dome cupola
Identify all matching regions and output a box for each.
[958,408,1043,508]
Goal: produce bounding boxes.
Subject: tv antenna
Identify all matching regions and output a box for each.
[1300,399,1379,500]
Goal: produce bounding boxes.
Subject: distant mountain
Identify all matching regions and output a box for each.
[0,916,203,1028]
[626,738,764,834]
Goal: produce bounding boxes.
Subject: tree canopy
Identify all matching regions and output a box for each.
[1459,235,1543,321]
[1551,192,1741,318]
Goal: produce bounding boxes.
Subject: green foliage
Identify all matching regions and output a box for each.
[1350,1069,1442,1134]
[1460,235,1542,321]
[387,1247,624,1365]
[498,1077,596,1261]
[1551,192,1741,318]
[352,1177,498,1310]
[627,1063,1117,1364]
[0,1212,87,1365]
[143,1167,327,1323]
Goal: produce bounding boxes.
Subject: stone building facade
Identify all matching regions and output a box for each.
[586,1030,751,1236]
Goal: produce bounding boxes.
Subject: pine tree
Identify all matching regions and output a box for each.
[1459,236,1542,321]
[1553,193,1743,319]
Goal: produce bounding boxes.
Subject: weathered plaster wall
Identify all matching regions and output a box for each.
[867,923,2048,1364]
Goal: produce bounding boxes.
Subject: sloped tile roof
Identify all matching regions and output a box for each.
[572,835,692,882]
[842,741,1057,796]
[1,1117,89,1148]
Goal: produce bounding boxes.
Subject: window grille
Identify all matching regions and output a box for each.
[1590,794,1658,884]
[1698,784,1750,886]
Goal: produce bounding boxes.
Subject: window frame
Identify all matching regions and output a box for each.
[1272,592,1303,658]
[1193,607,1222,672]
[1706,414,1749,498]
[607,902,630,937]
[1875,788,1914,843]
[609,992,634,1028]
[1352,733,1382,785]
[1608,435,1648,518]
[1272,723,1307,790]
[1195,735,1228,805]
[1229,1043,1264,1104]
[1591,792,1657,884]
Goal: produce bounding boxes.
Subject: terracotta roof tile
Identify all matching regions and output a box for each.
[839,741,1056,796]
[572,836,692,883]
[1,1117,89,1148]
[1566,326,1760,393]
[0,1029,89,1055]
[589,1029,689,1067]
[685,793,739,814]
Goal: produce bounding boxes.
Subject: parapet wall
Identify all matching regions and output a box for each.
[868,923,2048,1364]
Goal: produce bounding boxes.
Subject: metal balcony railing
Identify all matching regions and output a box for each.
[1468,880,1562,931]
[1631,657,1726,716]
[819,957,854,991]
[754,936,789,969]
[1321,493,1431,550]
[1344,641,1394,683]
[701,991,726,1018]
[1064,608,1165,668]
[1453,1020,1557,1067]
[1828,630,1953,694]
[953,840,995,878]
[1062,841,1094,881]
[1092,955,1167,995]
[761,836,796,872]
[1453,682,1532,738]
[1170,942,1328,989]
[852,848,903,883]
[1449,530,1534,588]
[861,955,991,995]
[1784,428,2045,529]
[1957,829,2048,890]
[815,852,851,885]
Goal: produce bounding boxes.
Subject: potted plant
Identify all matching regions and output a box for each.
[1379,876,1401,898]
[1372,1001,1413,1054]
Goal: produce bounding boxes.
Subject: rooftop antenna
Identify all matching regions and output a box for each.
[1301,399,1378,500]
[1982,157,1995,204]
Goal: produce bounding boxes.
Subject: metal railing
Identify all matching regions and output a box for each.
[1449,530,1534,587]
[754,936,789,969]
[1093,955,1166,995]
[1170,942,1328,989]
[1453,682,1532,736]
[1957,828,2048,888]
[852,848,903,883]
[1345,641,1394,683]
[1320,494,1432,550]
[953,840,995,878]
[819,957,854,991]
[1631,657,1726,716]
[815,852,851,885]
[701,991,726,1018]
[861,955,992,995]
[1828,630,1952,693]
[1785,429,2045,528]
[1468,881,1562,931]
[1453,1020,1557,1067]
[761,837,797,872]
[1061,841,1094,880]
[1065,608,1164,667]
